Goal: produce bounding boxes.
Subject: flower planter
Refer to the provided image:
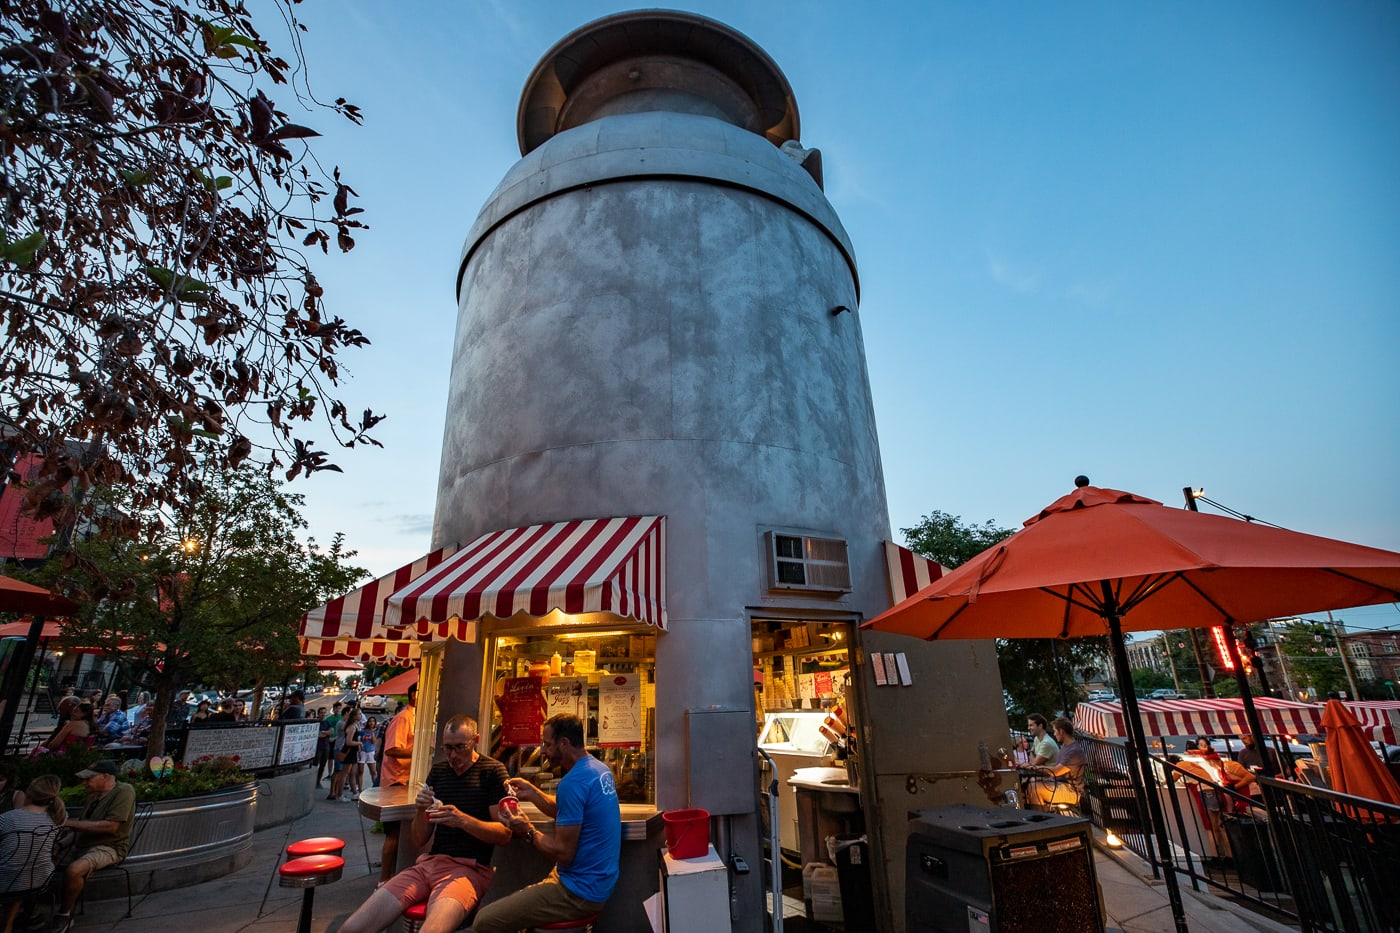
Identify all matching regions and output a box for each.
[87,781,258,899]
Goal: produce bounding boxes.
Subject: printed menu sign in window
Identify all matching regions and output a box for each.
[497,676,546,745]
[545,676,589,723]
[598,673,641,748]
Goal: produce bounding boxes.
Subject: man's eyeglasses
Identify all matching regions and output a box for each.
[443,742,473,752]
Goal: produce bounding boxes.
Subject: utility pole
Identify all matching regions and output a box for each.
[1269,620,1299,699]
[1327,610,1362,700]
[1160,634,1182,695]
[1180,487,1217,697]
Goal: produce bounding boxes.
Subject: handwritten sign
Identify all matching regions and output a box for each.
[277,722,320,765]
[545,676,589,723]
[598,673,641,748]
[183,724,278,769]
[497,676,546,745]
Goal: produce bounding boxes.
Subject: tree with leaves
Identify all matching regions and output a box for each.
[1275,619,1349,698]
[901,510,1112,719]
[0,0,380,535]
[33,462,364,757]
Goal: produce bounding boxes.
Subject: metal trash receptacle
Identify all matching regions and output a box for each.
[1223,816,1286,892]
[831,834,874,931]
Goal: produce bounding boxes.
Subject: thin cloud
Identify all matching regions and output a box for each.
[986,251,1041,293]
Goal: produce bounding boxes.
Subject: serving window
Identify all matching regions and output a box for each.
[483,623,656,805]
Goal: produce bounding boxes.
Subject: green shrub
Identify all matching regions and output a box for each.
[6,749,251,803]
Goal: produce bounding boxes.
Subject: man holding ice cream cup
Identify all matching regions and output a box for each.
[339,714,511,933]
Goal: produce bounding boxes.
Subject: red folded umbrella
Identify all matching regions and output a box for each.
[1322,699,1400,809]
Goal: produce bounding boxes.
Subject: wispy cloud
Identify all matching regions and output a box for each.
[985,251,1041,293]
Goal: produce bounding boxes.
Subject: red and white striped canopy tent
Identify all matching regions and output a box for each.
[883,542,943,606]
[298,544,473,662]
[1343,700,1400,745]
[384,516,666,631]
[1075,696,1324,740]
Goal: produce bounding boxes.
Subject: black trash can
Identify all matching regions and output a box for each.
[1223,816,1286,892]
[833,834,875,932]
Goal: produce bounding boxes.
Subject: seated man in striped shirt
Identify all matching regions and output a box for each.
[340,714,512,933]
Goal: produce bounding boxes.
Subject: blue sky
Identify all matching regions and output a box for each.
[269,2,1400,633]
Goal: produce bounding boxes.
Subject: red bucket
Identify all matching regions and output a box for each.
[663,808,710,859]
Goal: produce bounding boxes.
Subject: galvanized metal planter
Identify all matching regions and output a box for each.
[87,781,258,899]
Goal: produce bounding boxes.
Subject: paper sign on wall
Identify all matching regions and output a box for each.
[545,676,589,723]
[497,676,547,745]
[598,673,642,747]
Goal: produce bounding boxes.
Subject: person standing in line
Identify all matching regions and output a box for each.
[376,684,416,884]
[359,717,379,788]
[281,690,307,720]
[313,708,332,785]
[474,714,621,933]
[338,704,364,801]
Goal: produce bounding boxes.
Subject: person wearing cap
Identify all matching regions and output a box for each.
[339,714,510,933]
[376,683,416,884]
[54,760,135,930]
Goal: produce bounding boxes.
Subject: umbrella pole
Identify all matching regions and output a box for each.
[1105,610,1190,933]
[0,614,48,753]
[1221,625,1274,777]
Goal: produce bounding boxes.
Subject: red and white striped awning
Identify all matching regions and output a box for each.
[883,541,943,606]
[1074,697,1324,740]
[1344,700,1400,744]
[384,516,666,631]
[299,544,475,661]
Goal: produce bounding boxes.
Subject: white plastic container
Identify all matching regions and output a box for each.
[802,862,842,924]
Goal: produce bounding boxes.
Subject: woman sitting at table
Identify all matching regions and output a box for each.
[31,702,94,757]
[0,774,66,933]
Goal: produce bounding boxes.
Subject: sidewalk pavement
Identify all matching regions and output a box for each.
[72,793,1300,933]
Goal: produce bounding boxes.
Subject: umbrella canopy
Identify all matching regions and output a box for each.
[1075,697,1322,741]
[870,485,1400,642]
[0,619,63,640]
[865,480,1400,933]
[0,575,76,616]
[364,667,418,696]
[1322,699,1400,807]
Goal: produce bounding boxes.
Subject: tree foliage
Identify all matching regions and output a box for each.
[31,462,365,756]
[901,510,1111,720]
[0,0,380,533]
[1275,619,1350,698]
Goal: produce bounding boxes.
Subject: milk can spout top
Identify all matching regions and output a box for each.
[517,9,800,156]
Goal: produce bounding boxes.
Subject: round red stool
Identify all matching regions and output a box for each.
[286,835,346,859]
[278,853,344,933]
[532,912,602,932]
[398,900,428,933]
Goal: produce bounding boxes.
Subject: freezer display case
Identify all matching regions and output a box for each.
[759,709,834,853]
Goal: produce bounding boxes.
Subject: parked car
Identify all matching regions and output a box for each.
[358,693,389,712]
[1086,690,1117,702]
[1147,688,1187,700]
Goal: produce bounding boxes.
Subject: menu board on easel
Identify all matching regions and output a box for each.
[545,676,588,723]
[497,676,546,745]
[597,673,641,748]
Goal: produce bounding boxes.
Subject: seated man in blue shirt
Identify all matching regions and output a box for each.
[95,696,129,744]
[474,713,621,932]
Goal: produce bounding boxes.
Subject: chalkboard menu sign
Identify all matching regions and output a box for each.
[277,722,320,765]
[183,724,279,769]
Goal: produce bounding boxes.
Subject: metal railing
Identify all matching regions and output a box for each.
[1075,734,1400,932]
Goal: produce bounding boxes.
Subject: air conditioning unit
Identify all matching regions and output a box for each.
[765,532,852,594]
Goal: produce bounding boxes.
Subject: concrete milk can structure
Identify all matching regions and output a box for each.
[425,10,1011,931]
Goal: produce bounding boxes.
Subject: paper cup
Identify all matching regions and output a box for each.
[498,796,520,816]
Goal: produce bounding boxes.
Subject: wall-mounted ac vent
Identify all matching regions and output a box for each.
[765,532,851,594]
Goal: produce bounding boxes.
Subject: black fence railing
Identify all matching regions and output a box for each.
[1073,734,1400,932]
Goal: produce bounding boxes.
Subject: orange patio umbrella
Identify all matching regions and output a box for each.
[0,574,76,615]
[1322,699,1400,808]
[363,667,418,696]
[865,479,1400,933]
